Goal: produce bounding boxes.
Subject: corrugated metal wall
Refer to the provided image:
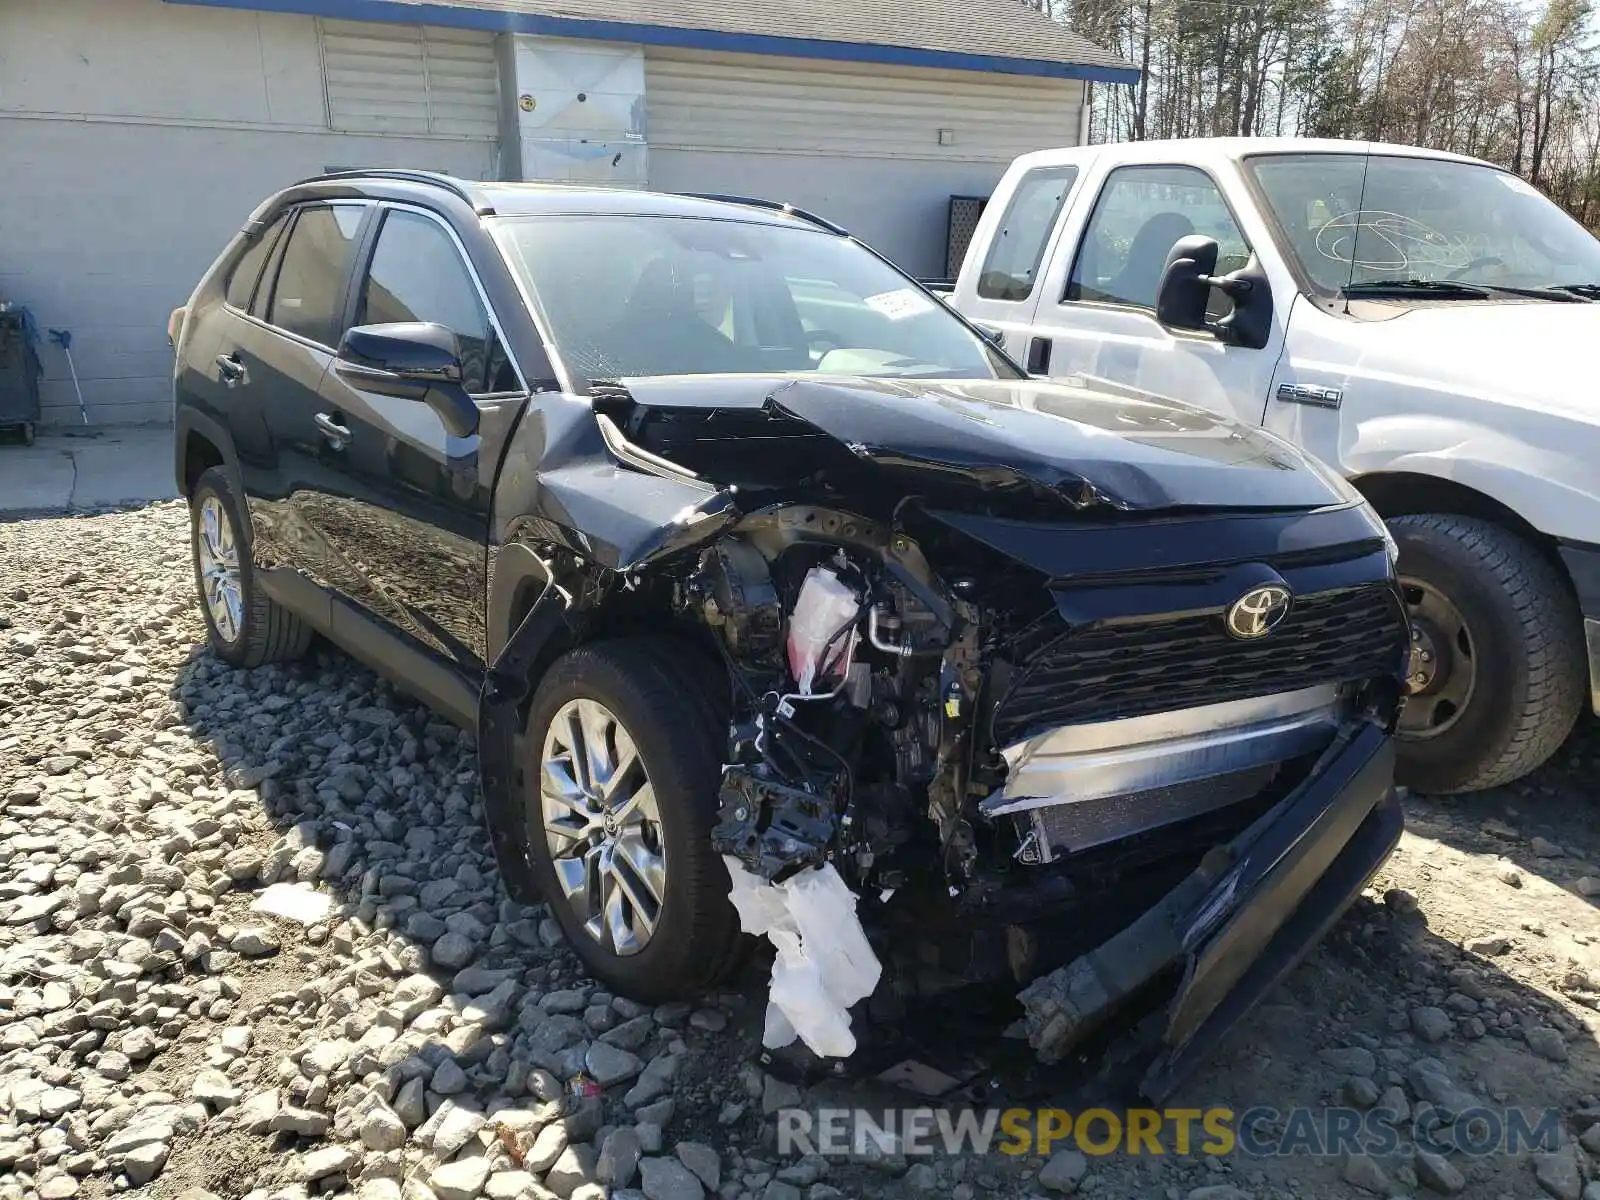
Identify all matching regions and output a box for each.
[319,19,501,139]
[645,48,1082,162]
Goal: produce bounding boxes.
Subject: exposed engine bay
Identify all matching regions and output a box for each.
[484,374,1410,1099]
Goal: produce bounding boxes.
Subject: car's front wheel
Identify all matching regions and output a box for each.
[522,638,743,1002]
[1390,513,1585,793]
[189,466,312,668]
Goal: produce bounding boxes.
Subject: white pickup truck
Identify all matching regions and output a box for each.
[950,136,1600,794]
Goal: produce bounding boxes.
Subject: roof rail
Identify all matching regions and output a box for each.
[682,194,849,236]
[295,169,496,215]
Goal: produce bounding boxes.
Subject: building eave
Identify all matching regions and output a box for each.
[163,0,1142,84]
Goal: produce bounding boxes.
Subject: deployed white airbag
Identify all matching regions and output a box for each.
[723,856,882,1057]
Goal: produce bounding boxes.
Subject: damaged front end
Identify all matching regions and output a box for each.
[502,373,1410,1100]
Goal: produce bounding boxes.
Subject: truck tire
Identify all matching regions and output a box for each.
[1389,513,1584,794]
[189,466,313,668]
[523,638,744,1003]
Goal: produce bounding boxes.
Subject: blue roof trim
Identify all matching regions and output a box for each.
[163,0,1140,84]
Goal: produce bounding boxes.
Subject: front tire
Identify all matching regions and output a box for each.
[523,638,743,1003]
[1389,513,1584,793]
[189,466,312,668]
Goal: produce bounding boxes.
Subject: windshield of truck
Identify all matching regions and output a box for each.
[492,215,1013,383]
[1246,152,1600,296]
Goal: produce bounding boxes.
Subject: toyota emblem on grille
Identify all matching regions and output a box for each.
[1225,584,1292,640]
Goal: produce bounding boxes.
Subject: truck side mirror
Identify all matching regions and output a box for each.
[1155,235,1219,333]
[1155,238,1275,351]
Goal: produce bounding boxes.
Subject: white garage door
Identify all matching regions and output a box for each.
[0,1,501,427]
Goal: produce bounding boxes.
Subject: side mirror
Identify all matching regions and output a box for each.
[1155,235,1219,332]
[974,322,1007,348]
[1155,238,1275,351]
[334,322,479,439]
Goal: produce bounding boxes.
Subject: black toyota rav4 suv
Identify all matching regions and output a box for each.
[172,170,1408,1098]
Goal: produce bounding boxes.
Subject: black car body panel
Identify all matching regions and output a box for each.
[172,172,1409,1102]
[604,374,1342,513]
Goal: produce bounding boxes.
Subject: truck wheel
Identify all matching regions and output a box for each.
[523,638,743,1003]
[1389,514,1584,793]
[189,466,313,668]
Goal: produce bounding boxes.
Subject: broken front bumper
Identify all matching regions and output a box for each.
[1020,719,1400,1101]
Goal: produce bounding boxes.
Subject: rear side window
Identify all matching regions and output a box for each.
[355,209,514,394]
[265,204,366,346]
[977,166,1079,301]
[225,215,288,310]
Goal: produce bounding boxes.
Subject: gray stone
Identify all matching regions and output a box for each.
[291,1146,356,1183]
[1414,1149,1465,1195]
[762,1185,802,1200]
[1341,1152,1391,1195]
[122,1141,169,1186]
[432,932,478,970]
[1526,1026,1570,1062]
[640,1156,705,1200]
[598,1127,643,1187]
[359,1098,408,1151]
[190,1070,239,1109]
[1535,1147,1583,1200]
[1184,1189,1251,1200]
[526,1121,570,1173]
[428,1104,488,1160]
[271,1107,332,1137]
[430,1158,491,1200]
[432,1057,468,1095]
[1408,1059,1480,1122]
[676,1142,720,1190]
[1342,1076,1381,1108]
[1038,1149,1088,1194]
[546,1144,598,1199]
[229,926,279,956]
[1316,1046,1376,1076]
[394,1077,427,1128]
[761,1074,802,1115]
[1411,1006,1453,1042]
[485,1171,536,1200]
[586,1041,644,1086]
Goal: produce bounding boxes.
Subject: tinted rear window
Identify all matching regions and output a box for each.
[265,204,366,346]
[225,215,288,310]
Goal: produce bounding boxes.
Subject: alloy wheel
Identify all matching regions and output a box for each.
[539,698,667,956]
[196,495,244,645]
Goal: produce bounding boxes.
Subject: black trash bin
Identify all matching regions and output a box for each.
[0,303,43,445]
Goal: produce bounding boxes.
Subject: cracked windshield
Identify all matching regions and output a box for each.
[1247,152,1600,296]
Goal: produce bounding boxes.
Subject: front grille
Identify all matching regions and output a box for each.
[993,585,1405,745]
[1026,765,1280,856]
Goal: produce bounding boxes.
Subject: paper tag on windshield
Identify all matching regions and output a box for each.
[864,288,936,321]
[1497,173,1541,197]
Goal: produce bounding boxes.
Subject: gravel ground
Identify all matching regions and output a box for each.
[2,502,1599,1200]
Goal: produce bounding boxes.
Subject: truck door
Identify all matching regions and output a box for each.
[1028,163,1284,425]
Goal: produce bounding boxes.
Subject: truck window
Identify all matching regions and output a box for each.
[976,166,1079,302]
[1067,165,1249,315]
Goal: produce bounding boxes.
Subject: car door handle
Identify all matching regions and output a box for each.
[314,412,352,449]
[215,354,246,385]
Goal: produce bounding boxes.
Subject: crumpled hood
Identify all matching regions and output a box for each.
[616,374,1348,512]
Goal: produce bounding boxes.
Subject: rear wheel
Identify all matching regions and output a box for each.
[1389,513,1584,793]
[523,638,743,1002]
[189,466,312,668]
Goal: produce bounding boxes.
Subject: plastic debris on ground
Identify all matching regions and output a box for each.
[250,881,334,925]
[723,856,882,1057]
